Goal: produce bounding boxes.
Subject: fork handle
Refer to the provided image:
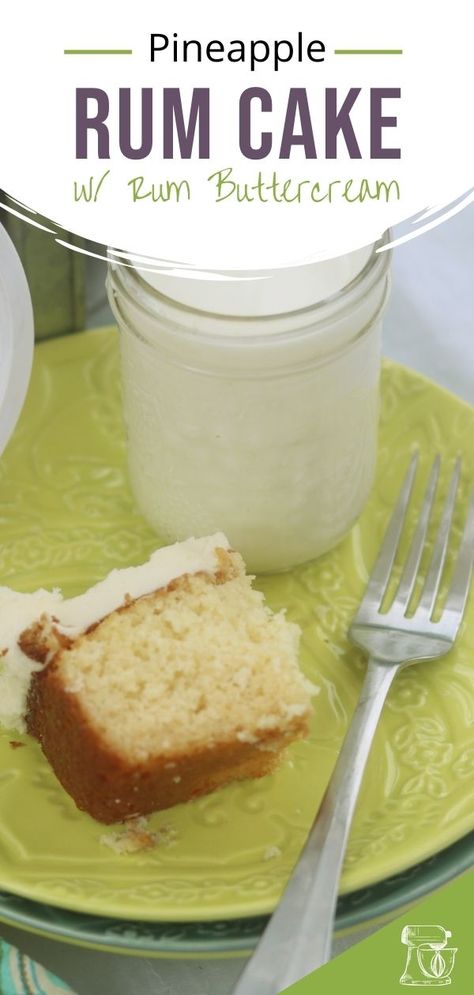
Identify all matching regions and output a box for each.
[232,658,398,995]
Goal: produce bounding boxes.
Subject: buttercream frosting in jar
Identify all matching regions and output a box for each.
[107,238,391,572]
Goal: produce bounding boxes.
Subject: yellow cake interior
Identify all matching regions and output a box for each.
[52,550,313,764]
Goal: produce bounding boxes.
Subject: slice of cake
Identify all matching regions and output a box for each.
[0,534,314,823]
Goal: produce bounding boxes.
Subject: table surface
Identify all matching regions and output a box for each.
[1,208,473,994]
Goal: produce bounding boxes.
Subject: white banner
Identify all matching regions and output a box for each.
[0,0,471,269]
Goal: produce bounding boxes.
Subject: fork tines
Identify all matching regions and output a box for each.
[357,452,474,631]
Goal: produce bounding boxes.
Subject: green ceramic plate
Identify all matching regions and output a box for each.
[0,835,471,957]
[0,327,473,923]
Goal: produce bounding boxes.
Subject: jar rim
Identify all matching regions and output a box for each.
[110,231,389,316]
[111,277,389,382]
[108,232,391,355]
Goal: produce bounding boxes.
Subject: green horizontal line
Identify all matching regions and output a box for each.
[334,49,403,55]
[64,49,133,55]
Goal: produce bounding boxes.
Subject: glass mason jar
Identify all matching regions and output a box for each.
[107,237,391,573]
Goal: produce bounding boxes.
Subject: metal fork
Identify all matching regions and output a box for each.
[232,452,474,995]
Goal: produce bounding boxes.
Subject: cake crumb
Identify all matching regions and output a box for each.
[100,817,178,854]
[9,740,25,749]
[257,740,280,753]
[236,729,258,744]
[263,846,282,861]
[64,676,84,694]
[0,648,7,658]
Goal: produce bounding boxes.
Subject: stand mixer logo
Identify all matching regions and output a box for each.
[400,925,457,986]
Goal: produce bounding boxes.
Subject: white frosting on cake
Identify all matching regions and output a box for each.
[0,532,230,733]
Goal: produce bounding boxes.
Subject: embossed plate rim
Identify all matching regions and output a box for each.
[0,834,471,957]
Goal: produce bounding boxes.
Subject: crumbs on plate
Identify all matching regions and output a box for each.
[263,845,282,861]
[100,817,178,855]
